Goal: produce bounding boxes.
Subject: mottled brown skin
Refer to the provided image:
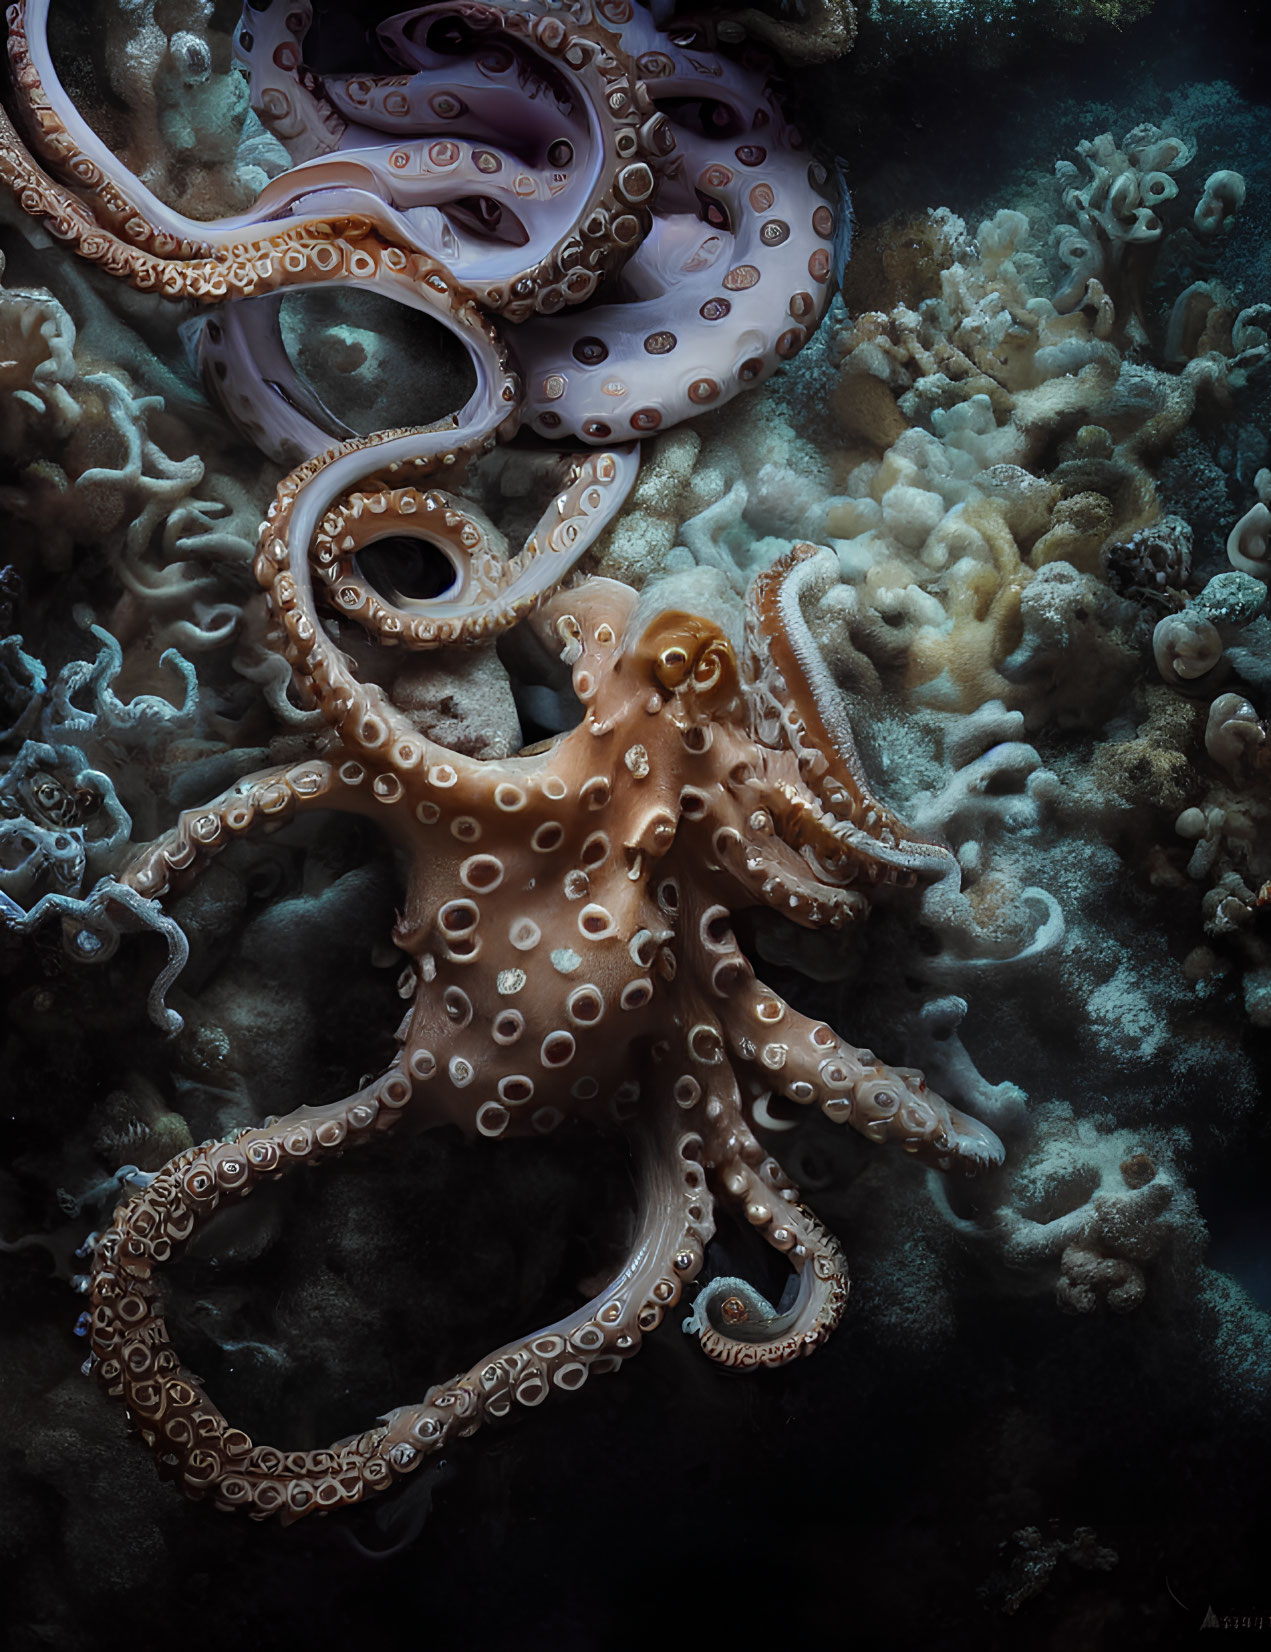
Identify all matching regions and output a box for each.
[88,545,1003,1521]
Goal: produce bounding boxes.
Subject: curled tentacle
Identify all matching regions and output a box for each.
[255,433,638,781]
[709,815,874,923]
[9,0,664,310]
[88,1072,708,1521]
[306,447,641,648]
[686,1082,848,1367]
[517,5,839,440]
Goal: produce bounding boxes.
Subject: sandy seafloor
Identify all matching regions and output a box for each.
[2,1,1270,1647]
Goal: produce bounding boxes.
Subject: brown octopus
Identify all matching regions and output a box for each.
[87,508,1004,1520]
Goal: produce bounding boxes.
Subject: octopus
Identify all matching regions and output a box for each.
[0,0,1003,1521]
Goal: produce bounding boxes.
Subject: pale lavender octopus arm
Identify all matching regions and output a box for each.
[194,262,513,466]
[14,0,661,308]
[515,10,839,441]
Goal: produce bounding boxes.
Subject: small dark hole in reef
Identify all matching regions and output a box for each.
[359,537,458,604]
[1018,1169,1101,1225]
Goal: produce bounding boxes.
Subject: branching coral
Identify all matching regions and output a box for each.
[932,1101,1204,1313]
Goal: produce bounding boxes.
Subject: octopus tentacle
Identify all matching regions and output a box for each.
[6,0,215,260]
[86,1062,419,1522]
[235,1,671,317]
[119,758,408,905]
[708,816,873,926]
[194,242,517,466]
[0,86,488,325]
[670,887,848,1364]
[89,1078,709,1521]
[9,0,665,310]
[232,0,348,161]
[256,433,638,782]
[720,975,1005,1172]
[517,7,839,441]
[372,1112,712,1480]
[685,1078,848,1367]
[748,544,957,881]
[308,446,641,648]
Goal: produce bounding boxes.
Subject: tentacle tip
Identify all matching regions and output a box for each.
[949,1123,1007,1176]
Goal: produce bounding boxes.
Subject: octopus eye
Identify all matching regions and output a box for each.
[720,1296,750,1326]
[692,644,726,693]
[656,645,692,688]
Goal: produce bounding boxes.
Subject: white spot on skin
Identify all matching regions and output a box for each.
[551,948,582,974]
[510,919,541,951]
[497,969,527,994]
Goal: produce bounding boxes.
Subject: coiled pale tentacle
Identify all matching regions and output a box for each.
[686,1081,849,1368]
[231,0,348,161]
[234,0,671,315]
[254,432,638,783]
[9,0,666,305]
[517,7,840,441]
[306,446,640,647]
